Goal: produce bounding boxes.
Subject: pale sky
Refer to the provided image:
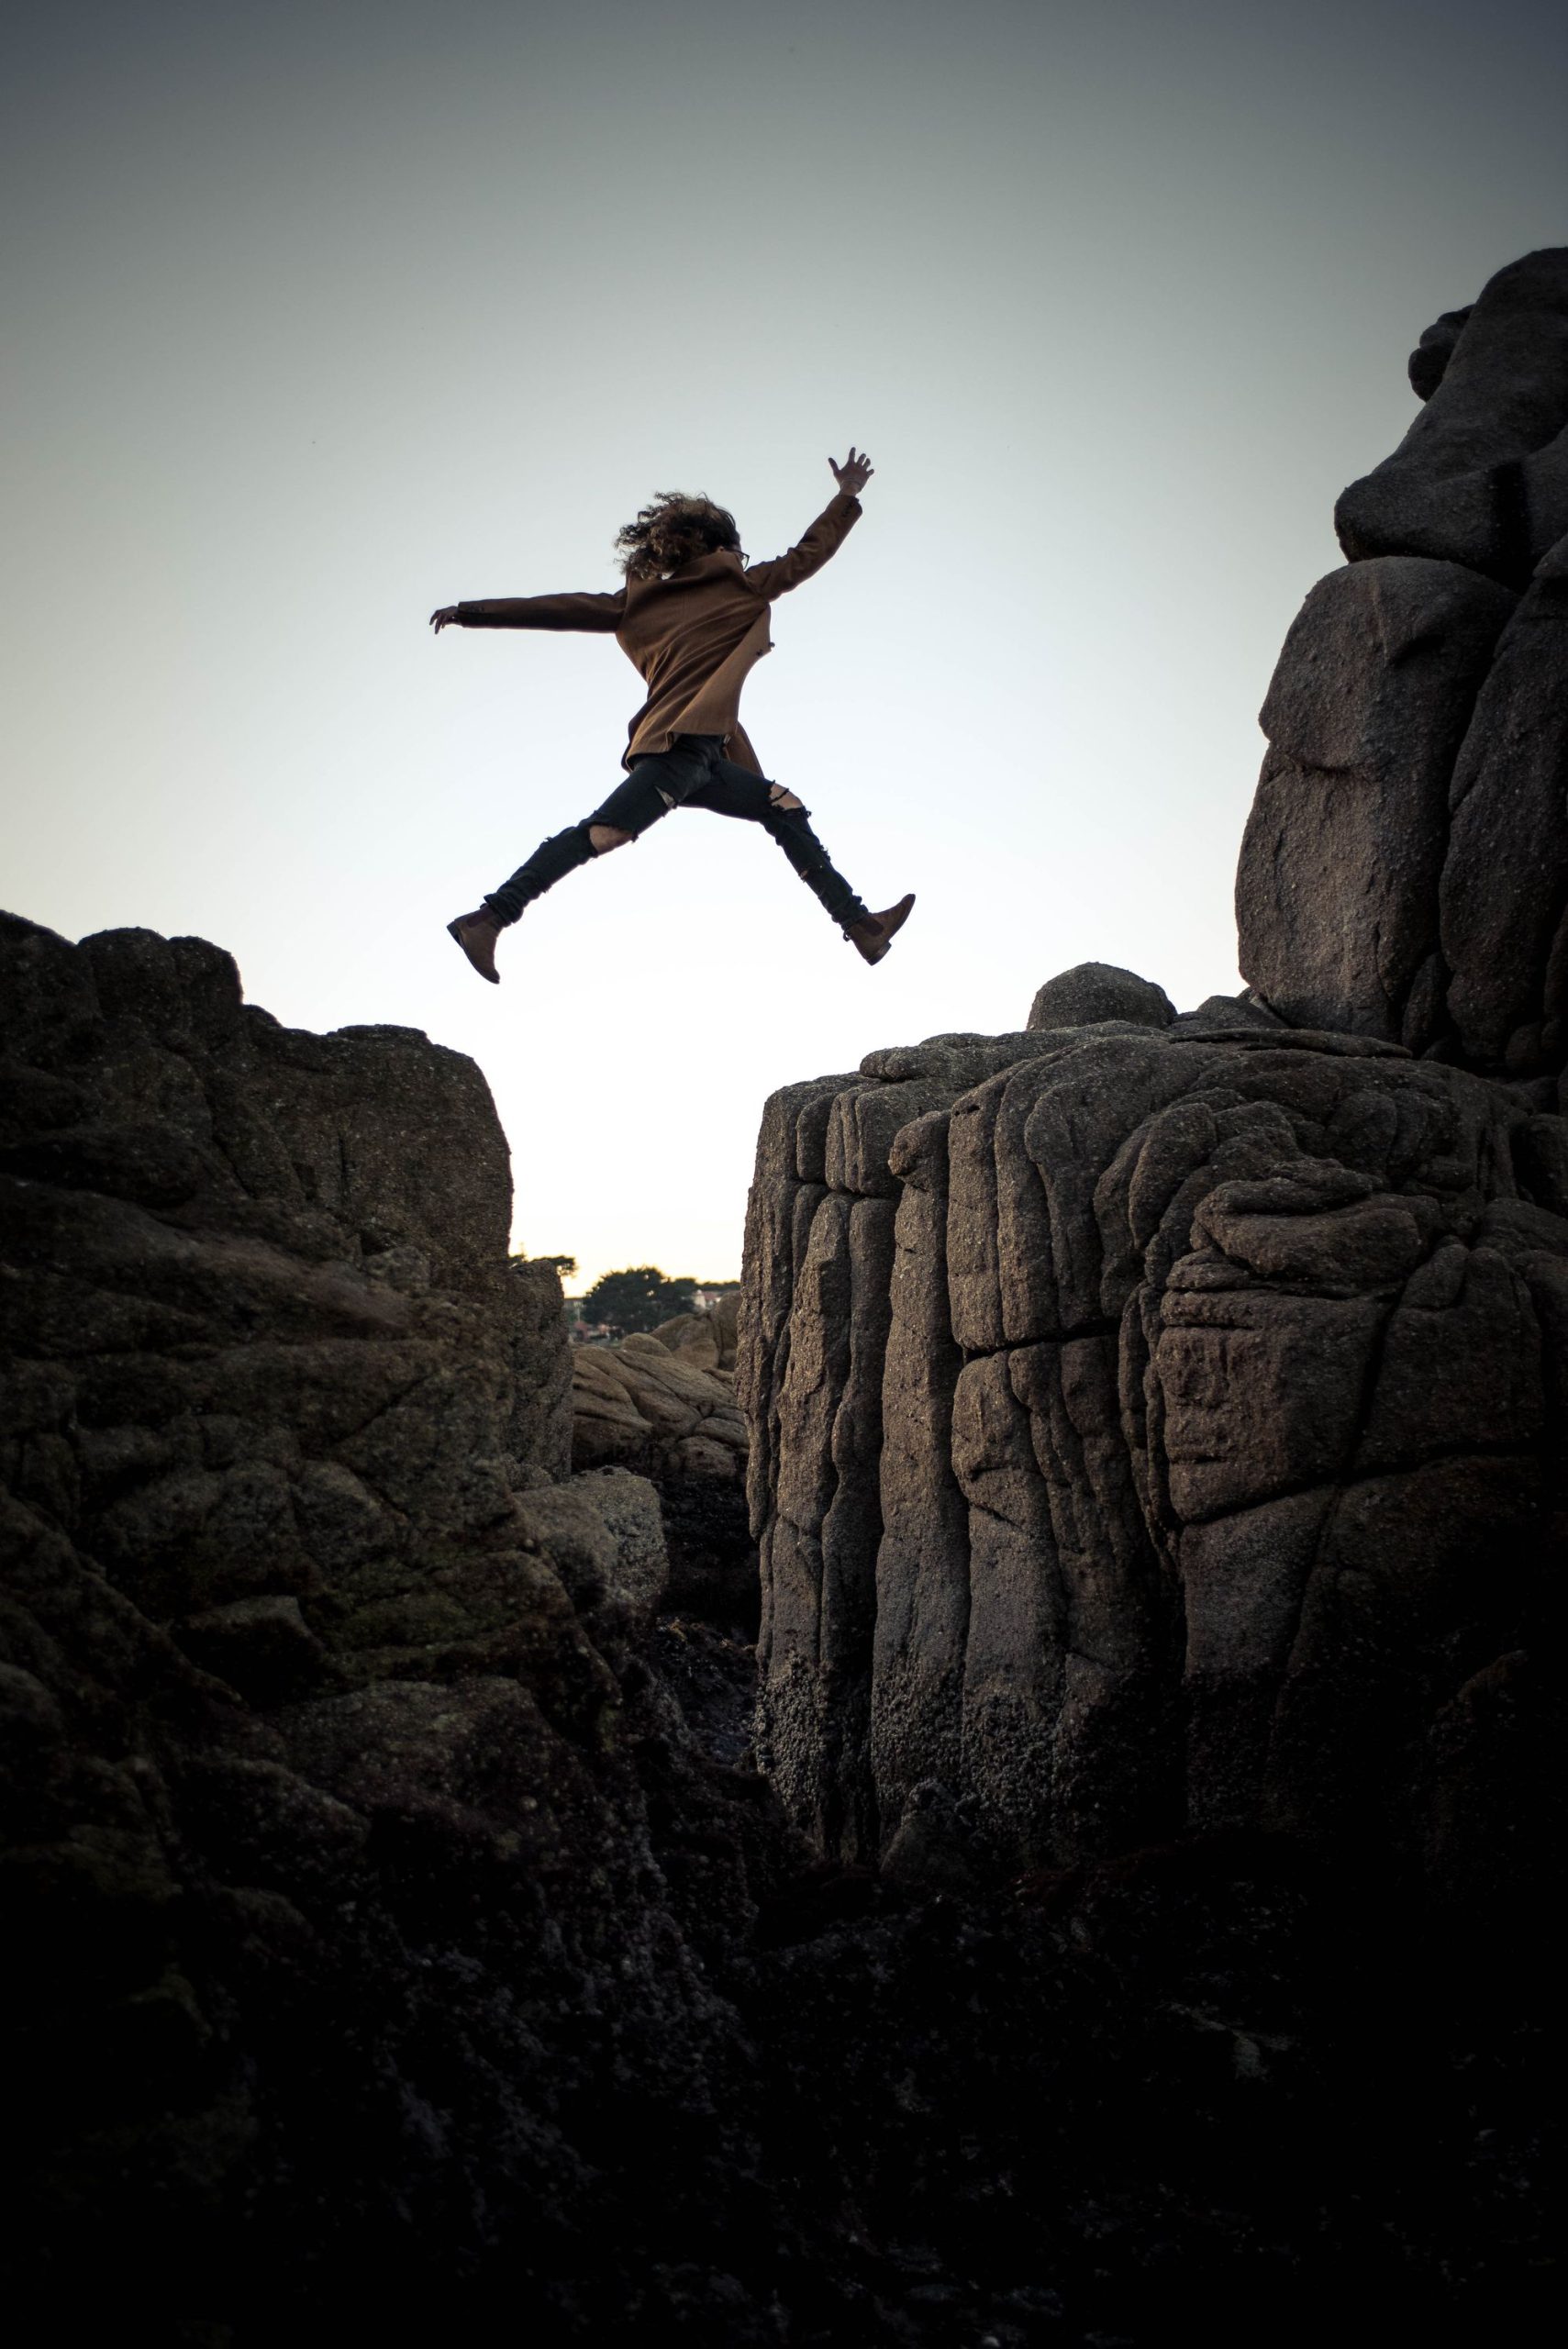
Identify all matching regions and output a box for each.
[5,0,1564,1289]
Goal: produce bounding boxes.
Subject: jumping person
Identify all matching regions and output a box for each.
[432,449,914,983]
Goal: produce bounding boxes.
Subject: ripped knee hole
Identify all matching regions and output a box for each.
[768,785,806,813]
[588,824,633,853]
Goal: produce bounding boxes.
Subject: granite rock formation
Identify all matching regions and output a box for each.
[2,915,1553,2335]
[1336,247,1568,584]
[572,1307,753,1628]
[1239,248,1568,1080]
[0,913,785,2316]
[741,996,1565,1874]
[650,1290,741,1374]
[572,1333,747,1484]
[6,254,1563,2338]
[742,251,1568,1894]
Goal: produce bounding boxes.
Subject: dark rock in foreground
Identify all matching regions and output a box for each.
[1,915,1556,2337]
[0,912,785,2321]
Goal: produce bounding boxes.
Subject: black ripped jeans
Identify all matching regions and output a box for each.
[483,735,870,931]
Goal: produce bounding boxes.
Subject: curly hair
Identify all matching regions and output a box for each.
[614,492,741,581]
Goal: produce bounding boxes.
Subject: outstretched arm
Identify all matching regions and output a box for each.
[743,448,874,601]
[430,586,627,633]
[828,447,874,500]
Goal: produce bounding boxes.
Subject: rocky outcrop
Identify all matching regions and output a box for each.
[1336,248,1568,584]
[572,1332,748,1482]
[0,912,784,2312]
[8,256,1562,2336]
[1238,248,1568,1082]
[741,991,1565,1872]
[744,255,1568,1893]
[5,918,1555,2334]
[1235,560,1517,1050]
[650,1290,740,1373]
[572,1302,754,1629]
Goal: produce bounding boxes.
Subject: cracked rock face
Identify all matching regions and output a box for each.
[1238,248,1568,1085]
[741,978,1566,1879]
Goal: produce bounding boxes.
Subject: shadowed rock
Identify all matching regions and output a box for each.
[1235,558,1517,1047]
[0,910,781,2313]
[1440,530,1568,1073]
[1336,248,1568,585]
[1240,249,1568,1084]
[1407,304,1472,402]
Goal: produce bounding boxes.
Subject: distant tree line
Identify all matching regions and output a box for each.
[512,1255,739,1339]
[581,1265,697,1336]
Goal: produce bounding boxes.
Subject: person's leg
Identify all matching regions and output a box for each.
[448,751,687,981]
[485,769,671,921]
[689,758,873,931]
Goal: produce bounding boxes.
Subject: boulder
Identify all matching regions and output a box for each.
[1027,962,1175,1032]
[648,1288,740,1372]
[1336,247,1568,585]
[1239,250,1568,1083]
[571,1327,755,1626]
[571,1331,748,1481]
[1236,557,1517,1046]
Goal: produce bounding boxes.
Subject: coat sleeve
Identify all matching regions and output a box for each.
[742,494,862,601]
[454,588,627,630]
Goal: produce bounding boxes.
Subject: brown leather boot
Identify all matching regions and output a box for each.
[447,907,502,984]
[846,893,916,965]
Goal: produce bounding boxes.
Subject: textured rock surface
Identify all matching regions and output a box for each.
[1028,961,1175,1033]
[735,262,1560,2328]
[741,988,1566,1876]
[4,918,1556,2334]
[572,1332,748,1481]
[650,1291,740,1373]
[11,257,1566,2332]
[0,912,791,2318]
[1240,247,1568,1083]
[1235,559,1517,1048]
[572,1325,754,1626]
[1441,530,1568,1073]
[1336,247,1568,584]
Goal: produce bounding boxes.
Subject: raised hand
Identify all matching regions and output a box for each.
[429,606,460,633]
[828,447,874,498]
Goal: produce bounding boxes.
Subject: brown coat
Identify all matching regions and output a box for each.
[455,492,861,772]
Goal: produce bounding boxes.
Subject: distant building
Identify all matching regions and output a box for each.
[694,1284,740,1312]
